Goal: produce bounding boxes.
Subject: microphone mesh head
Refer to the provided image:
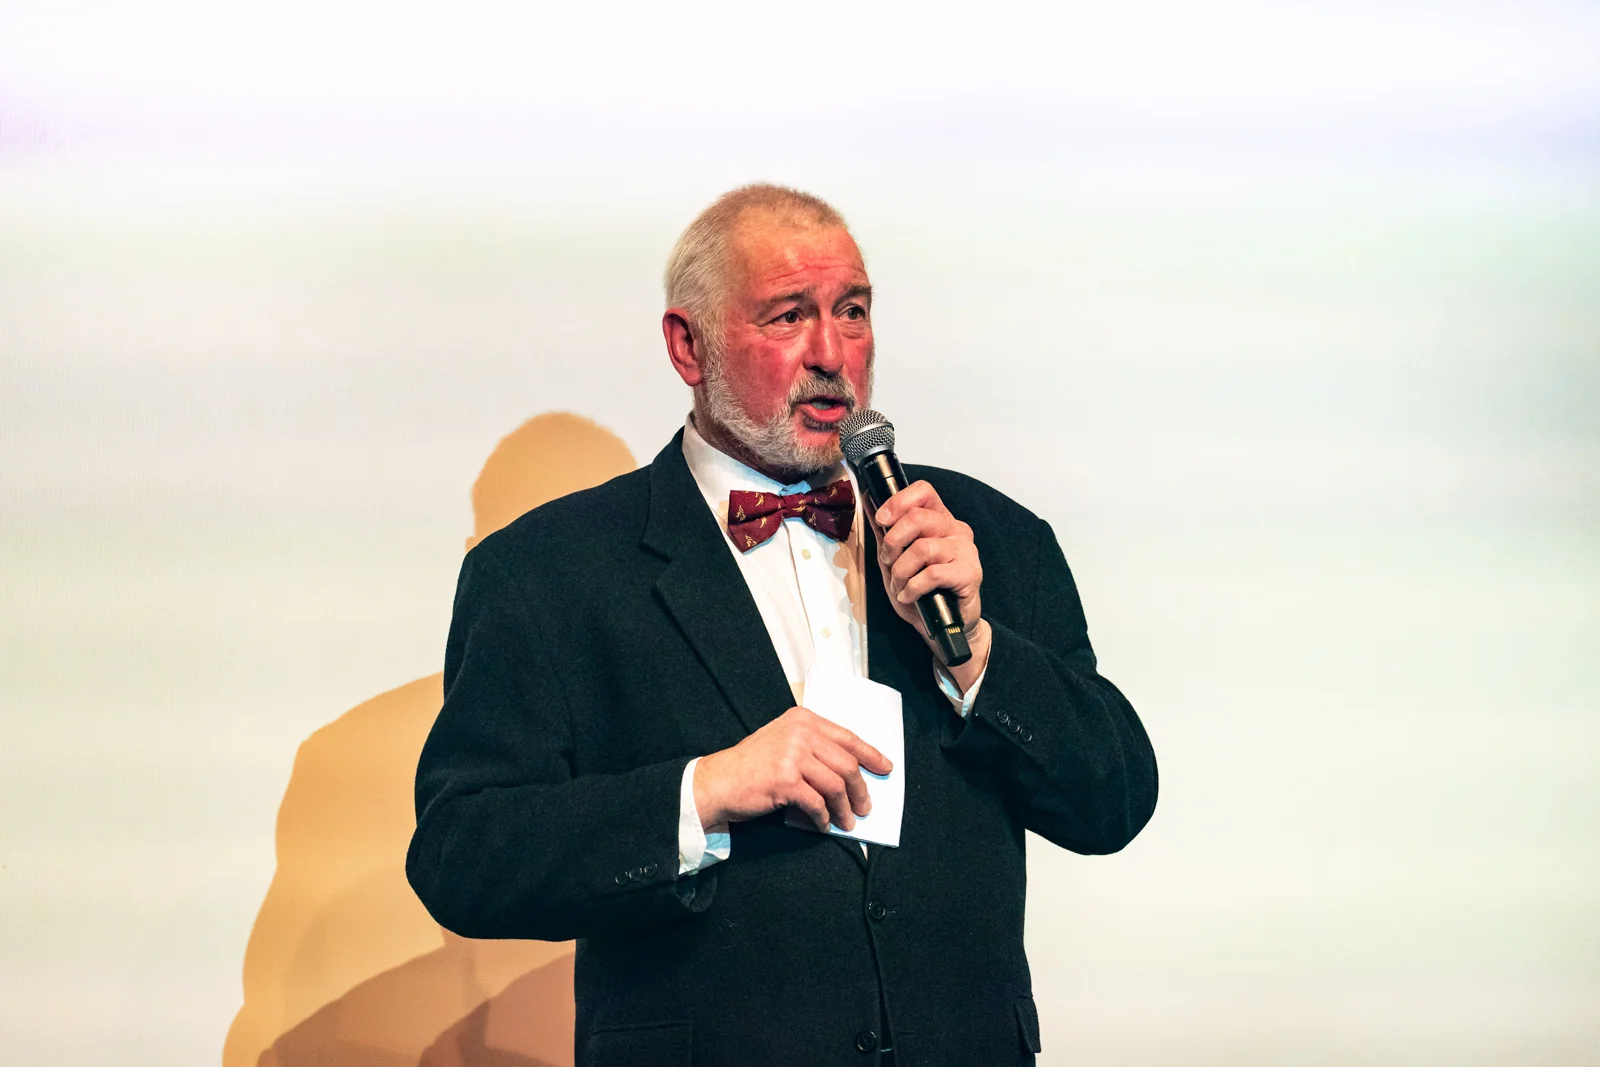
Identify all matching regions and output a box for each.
[838,409,896,467]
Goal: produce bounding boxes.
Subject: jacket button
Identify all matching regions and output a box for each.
[996,711,1011,726]
[643,861,659,876]
[866,900,887,922]
[626,868,642,882]
[1020,729,1033,743]
[855,1030,878,1053]
[1011,721,1023,734]
[614,873,628,885]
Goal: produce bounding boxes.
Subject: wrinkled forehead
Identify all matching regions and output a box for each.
[726,214,868,299]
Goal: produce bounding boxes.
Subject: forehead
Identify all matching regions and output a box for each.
[727,219,868,300]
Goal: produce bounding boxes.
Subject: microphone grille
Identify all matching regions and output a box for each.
[838,408,895,467]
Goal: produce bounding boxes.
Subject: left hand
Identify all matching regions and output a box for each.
[869,481,990,678]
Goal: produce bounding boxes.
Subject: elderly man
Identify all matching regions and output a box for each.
[407,184,1157,1067]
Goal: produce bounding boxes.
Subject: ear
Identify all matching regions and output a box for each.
[663,309,706,387]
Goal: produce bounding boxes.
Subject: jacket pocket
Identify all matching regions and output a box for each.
[580,1020,693,1067]
[1014,996,1042,1054]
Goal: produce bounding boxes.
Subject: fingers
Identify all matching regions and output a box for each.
[873,480,945,529]
[808,716,892,778]
[788,780,834,834]
[801,756,857,831]
[887,535,965,586]
[761,707,893,832]
[883,535,981,610]
[769,739,833,831]
[838,732,893,777]
[877,509,970,570]
[898,561,979,605]
[811,741,874,819]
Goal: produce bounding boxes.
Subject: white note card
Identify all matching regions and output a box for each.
[784,664,905,848]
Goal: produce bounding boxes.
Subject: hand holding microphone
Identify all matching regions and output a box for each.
[839,410,989,676]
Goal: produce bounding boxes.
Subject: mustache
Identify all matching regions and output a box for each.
[787,374,857,409]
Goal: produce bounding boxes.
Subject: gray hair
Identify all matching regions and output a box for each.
[664,183,848,357]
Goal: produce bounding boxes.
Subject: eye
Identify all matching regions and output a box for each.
[779,309,802,324]
[843,305,867,320]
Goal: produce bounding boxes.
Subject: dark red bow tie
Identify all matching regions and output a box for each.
[727,482,856,552]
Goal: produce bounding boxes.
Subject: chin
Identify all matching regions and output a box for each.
[757,429,842,479]
[792,422,845,459]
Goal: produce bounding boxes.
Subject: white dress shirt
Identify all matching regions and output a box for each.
[676,417,985,875]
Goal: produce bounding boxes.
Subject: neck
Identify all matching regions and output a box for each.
[689,406,831,486]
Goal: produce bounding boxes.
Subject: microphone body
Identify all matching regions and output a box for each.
[840,412,973,668]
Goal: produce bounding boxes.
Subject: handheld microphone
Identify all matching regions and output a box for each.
[838,409,972,668]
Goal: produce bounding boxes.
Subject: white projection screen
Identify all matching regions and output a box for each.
[2,3,1597,1065]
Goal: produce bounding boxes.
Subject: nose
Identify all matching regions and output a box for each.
[807,314,847,376]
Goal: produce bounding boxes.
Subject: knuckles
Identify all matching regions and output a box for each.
[776,756,801,787]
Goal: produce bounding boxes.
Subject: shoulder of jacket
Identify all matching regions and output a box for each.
[473,464,651,566]
[902,463,1043,530]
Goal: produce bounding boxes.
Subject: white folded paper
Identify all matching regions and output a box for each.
[783,664,905,848]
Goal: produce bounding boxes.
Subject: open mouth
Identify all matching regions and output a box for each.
[796,397,850,424]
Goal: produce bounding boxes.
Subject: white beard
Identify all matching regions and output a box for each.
[697,356,867,480]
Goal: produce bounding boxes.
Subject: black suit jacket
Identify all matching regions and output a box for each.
[407,430,1157,1067]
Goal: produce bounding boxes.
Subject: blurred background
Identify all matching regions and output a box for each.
[2,2,1597,1064]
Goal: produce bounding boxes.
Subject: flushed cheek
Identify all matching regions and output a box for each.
[845,352,874,394]
[750,370,805,419]
[723,346,795,408]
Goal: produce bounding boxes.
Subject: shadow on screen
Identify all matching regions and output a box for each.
[224,413,637,1067]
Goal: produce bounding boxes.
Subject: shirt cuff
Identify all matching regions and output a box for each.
[933,662,988,718]
[678,756,731,875]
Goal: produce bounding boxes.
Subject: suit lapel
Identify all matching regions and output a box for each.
[643,431,794,738]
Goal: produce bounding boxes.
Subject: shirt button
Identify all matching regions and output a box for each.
[866,900,888,922]
[802,548,813,560]
[821,627,832,639]
[855,1030,878,1053]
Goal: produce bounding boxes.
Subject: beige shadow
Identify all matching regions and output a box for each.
[418,952,576,1067]
[225,413,635,1067]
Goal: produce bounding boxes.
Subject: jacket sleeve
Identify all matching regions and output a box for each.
[406,543,716,942]
[942,517,1158,854]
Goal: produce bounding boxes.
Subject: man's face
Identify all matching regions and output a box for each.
[697,220,874,477]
